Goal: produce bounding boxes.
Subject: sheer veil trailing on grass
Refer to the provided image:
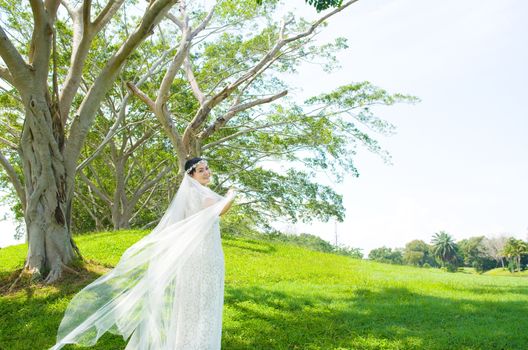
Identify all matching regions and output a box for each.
[50,174,232,350]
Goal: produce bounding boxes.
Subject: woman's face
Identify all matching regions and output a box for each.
[191,163,211,185]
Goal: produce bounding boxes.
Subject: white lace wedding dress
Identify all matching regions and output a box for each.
[50,174,231,350]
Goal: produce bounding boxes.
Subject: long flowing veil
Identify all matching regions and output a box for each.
[50,174,232,350]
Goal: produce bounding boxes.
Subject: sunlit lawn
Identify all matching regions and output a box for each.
[1,230,527,349]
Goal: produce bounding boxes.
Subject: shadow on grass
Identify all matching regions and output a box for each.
[3,248,527,350]
[2,277,527,350]
[459,285,528,296]
[222,285,528,350]
[222,237,277,254]
[0,264,127,350]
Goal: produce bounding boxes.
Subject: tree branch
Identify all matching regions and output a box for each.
[59,0,126,124]
[130,164,172,208]
[155,28,191,112]
[59,0,76,18]
[183,0,357,148]
[200,90,287,140]
[166,12,184,30]
[76,95,130,172]
[28,0,58,84]
[0,149,26,211]
[284,0,358,44]
[65,0,178,188]
[93,0,126,32]
[45,0,61,15]
[75,190,103,226]
[215,0,357,102]
[0,136,18,150]
[183,56,205,105]
[124,129,155,158]
[82,0,92,27]
[0,66,14,85]
[126,82,156,110]
[0,26,30,93]
[153,1,216,149]
[127,81,184,157]
[78,168,112,205]
[130,182,159,223]
[191,2,217,37]
[202,120,291,150]
[0,120,21,138]
[86,44,174,157]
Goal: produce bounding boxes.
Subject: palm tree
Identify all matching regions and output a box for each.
[503,238,528,272]
[431,231,458,269]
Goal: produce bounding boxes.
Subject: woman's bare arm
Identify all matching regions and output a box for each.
[220,199,234,216]
[220,188,236,216]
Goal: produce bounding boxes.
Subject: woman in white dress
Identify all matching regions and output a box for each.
[50,158,235,350]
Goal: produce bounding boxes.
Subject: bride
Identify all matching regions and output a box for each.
[50,158,236,350]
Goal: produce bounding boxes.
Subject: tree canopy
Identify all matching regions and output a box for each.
[0,0,415,282]
[431,231,459,270]
[257,0,346,12]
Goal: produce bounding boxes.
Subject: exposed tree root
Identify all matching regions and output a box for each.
[0,268,37,294]
[7,272,24,293]
[1,258,110,296]
[43,265,63,284]
[71,237,84,261]
[0,268,24,294]
[61,262,81,276]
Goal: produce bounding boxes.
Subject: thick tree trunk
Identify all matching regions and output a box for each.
[20,93,76,283]
[111,156,130,230]
[0,0,179,284]
[111,208,132,230]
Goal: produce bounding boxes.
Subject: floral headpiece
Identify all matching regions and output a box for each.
[186,159,208,174]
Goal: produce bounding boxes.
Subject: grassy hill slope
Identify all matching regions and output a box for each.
[483,267,528,277]
[1,230,527,350]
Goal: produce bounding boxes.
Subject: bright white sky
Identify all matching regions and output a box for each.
[2,0,527,252]
[284,0,528,254]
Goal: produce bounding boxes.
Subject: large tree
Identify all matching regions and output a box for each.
[368,246,404,265]
[483,235,508,268]
[403,239,434,267]
[127,0,363,170]
[0,0,416,282]
[127,0,416,231]
[0,0,180,282]
[457,236,495,272]
[503,237,528,273]
[71,34,179,231]
[431,231,459,270]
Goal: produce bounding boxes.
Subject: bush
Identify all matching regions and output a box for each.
[278,233,363,259]
[445,262,458,272]
[368,247,403,265]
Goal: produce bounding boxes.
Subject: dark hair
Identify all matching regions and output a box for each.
[184,157,204,176]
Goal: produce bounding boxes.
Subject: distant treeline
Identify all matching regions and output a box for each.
[368,231,528,273]
[222,225,364,259]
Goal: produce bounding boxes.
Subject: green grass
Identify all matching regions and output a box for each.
[483,267,528,277]
[1,230,528,349]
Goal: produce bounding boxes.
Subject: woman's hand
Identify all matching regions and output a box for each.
[226,187,237,199]
[220,187,236,216]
